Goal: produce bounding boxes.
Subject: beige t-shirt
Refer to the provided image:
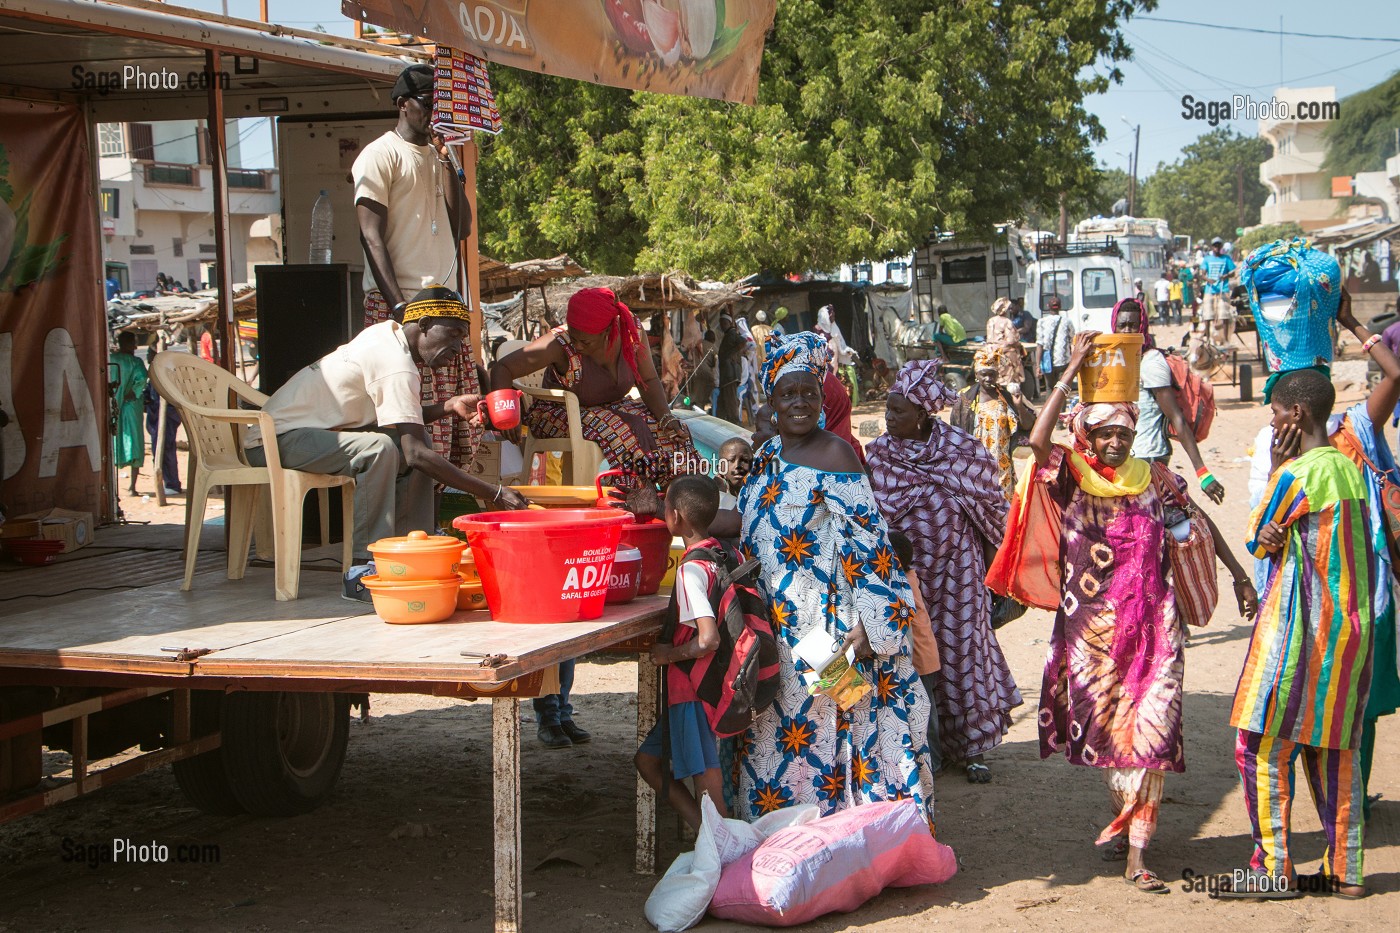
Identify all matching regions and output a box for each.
[246,321,423,447]
[352,131,459,299]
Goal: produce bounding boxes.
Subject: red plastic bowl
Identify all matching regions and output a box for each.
[453,508,632,623]
[4,538,64,566]
[620,520,673,596]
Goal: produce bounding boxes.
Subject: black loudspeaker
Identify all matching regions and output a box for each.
[254,263,365,544]
[254,263,364,393]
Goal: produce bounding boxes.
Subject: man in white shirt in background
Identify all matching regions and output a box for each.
[354,63,483,470]
[1152,273,1172,325]
[245,288,528,596]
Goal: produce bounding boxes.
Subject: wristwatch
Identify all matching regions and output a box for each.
[391,300,407,317]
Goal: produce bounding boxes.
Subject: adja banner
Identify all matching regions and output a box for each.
[0,100,106,520]
[342,0,777,105]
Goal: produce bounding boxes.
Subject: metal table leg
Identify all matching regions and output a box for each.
[635,659,659,875]
[493,697,522,933]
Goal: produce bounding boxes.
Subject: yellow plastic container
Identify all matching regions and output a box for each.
[1077,333,1143,404]
[657,538,687,590]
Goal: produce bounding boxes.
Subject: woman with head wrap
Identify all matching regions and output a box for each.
[867,361,1022,784]
[984,297,1026,386]
[730,331,937,825]
[491,286,699,498]
[735,317,761,422]
[989,330,1257,895]
[1112,298,1225,504]
[950,344,1037,499]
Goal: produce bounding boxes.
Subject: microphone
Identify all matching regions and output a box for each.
[443,143,466,183]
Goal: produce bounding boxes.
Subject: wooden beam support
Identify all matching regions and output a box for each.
[492,697,522,933]
[634,658,659,875]
[205,49,236,374]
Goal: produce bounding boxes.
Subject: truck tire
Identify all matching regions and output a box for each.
[221,692,349,816]
[171,691,244,815]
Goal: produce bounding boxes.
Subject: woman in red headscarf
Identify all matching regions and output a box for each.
[491,286,698,492]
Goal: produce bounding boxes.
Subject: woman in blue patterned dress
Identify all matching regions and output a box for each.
[733,332,937,824]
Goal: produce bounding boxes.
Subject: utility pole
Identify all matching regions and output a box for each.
[1122,117,1141,216]
[1058,192,1068,243]
[1236,165,1245,230]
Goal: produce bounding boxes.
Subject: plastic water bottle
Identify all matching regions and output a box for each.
[309,190,333,264]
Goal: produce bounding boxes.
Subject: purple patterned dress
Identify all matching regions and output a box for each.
[867,421,1023,761]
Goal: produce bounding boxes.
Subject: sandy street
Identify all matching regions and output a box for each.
[0,371,1394,932]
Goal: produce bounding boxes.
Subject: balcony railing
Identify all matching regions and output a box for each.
[142,161,197,186]
[227,169,272,191]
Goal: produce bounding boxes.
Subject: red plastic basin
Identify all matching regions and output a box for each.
[620,520,673,596]
[453,508,631,623]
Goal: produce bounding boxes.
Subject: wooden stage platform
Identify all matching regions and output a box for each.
[0,559,666,933]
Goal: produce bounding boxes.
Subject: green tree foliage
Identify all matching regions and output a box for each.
[1140,129,1270,243]
[476,0,1153,278]
[476,70,643,274]
[1236,222,1303,256]
[1322,69,1400,177]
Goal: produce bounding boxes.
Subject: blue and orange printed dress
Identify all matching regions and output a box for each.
[735,440,936,824]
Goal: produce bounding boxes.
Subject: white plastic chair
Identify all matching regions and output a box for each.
[148,352,354,601]
[511,367,604,485]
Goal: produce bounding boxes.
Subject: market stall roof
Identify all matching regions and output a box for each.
[478,254,590,303]
[541,272,754,315]
[109,284,258,333]
[1308,219,1400,251]
[0,0,420,118]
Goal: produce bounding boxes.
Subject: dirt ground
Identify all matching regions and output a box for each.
[0,359,1395,931]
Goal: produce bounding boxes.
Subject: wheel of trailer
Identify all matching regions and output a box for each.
[171,691,245,815]
[220,692,350,816]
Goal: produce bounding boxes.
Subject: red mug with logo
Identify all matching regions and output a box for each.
[477,389,522,431]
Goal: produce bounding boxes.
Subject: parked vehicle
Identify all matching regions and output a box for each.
[1025,237,1134,334]
[1073,216,1174,288]
[911,226,1030,338]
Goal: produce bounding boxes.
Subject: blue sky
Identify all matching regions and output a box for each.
[193,0,1400,178]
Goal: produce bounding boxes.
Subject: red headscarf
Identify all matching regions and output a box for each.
[567,287,642,381]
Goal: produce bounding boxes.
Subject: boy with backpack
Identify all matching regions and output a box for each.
[634,476,733,830]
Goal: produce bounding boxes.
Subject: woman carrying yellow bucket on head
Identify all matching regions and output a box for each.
[1108,298,1224,504]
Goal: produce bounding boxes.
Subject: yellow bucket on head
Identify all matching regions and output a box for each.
[1077,333,1143,404]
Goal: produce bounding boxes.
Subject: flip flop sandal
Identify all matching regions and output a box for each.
[1297,872,1366,900]
[965,762,992,784]
[1101,838,1129,861]
[1125,869,1169,895]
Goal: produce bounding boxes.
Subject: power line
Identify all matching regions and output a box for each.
[1138,17,1400,43]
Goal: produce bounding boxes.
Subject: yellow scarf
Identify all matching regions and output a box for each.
[1062,445,1151,497]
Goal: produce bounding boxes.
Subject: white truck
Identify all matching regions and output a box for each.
[1026,237,1135,334]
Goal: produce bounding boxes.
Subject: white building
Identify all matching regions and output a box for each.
[1257,86,1342,231]
[98,119,280,292]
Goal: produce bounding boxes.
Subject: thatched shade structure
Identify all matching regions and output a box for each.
[477,254,590,303]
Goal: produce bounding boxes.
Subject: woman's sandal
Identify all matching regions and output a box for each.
[965,762,992,784]
[1296,871,1366,900]
[1101,837,1129,862]
[1125,869,1169,895]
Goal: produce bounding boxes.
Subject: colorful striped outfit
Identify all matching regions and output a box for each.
[1234,444,1373,885]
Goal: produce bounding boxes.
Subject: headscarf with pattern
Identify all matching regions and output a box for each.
[1069,401,1139,453]
[402,284,470,323]
[973,344,1004,373]
[890,359,958,416]
[760,331,831,397]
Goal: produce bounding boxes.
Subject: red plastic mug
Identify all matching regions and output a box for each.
[477,389,522,430]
